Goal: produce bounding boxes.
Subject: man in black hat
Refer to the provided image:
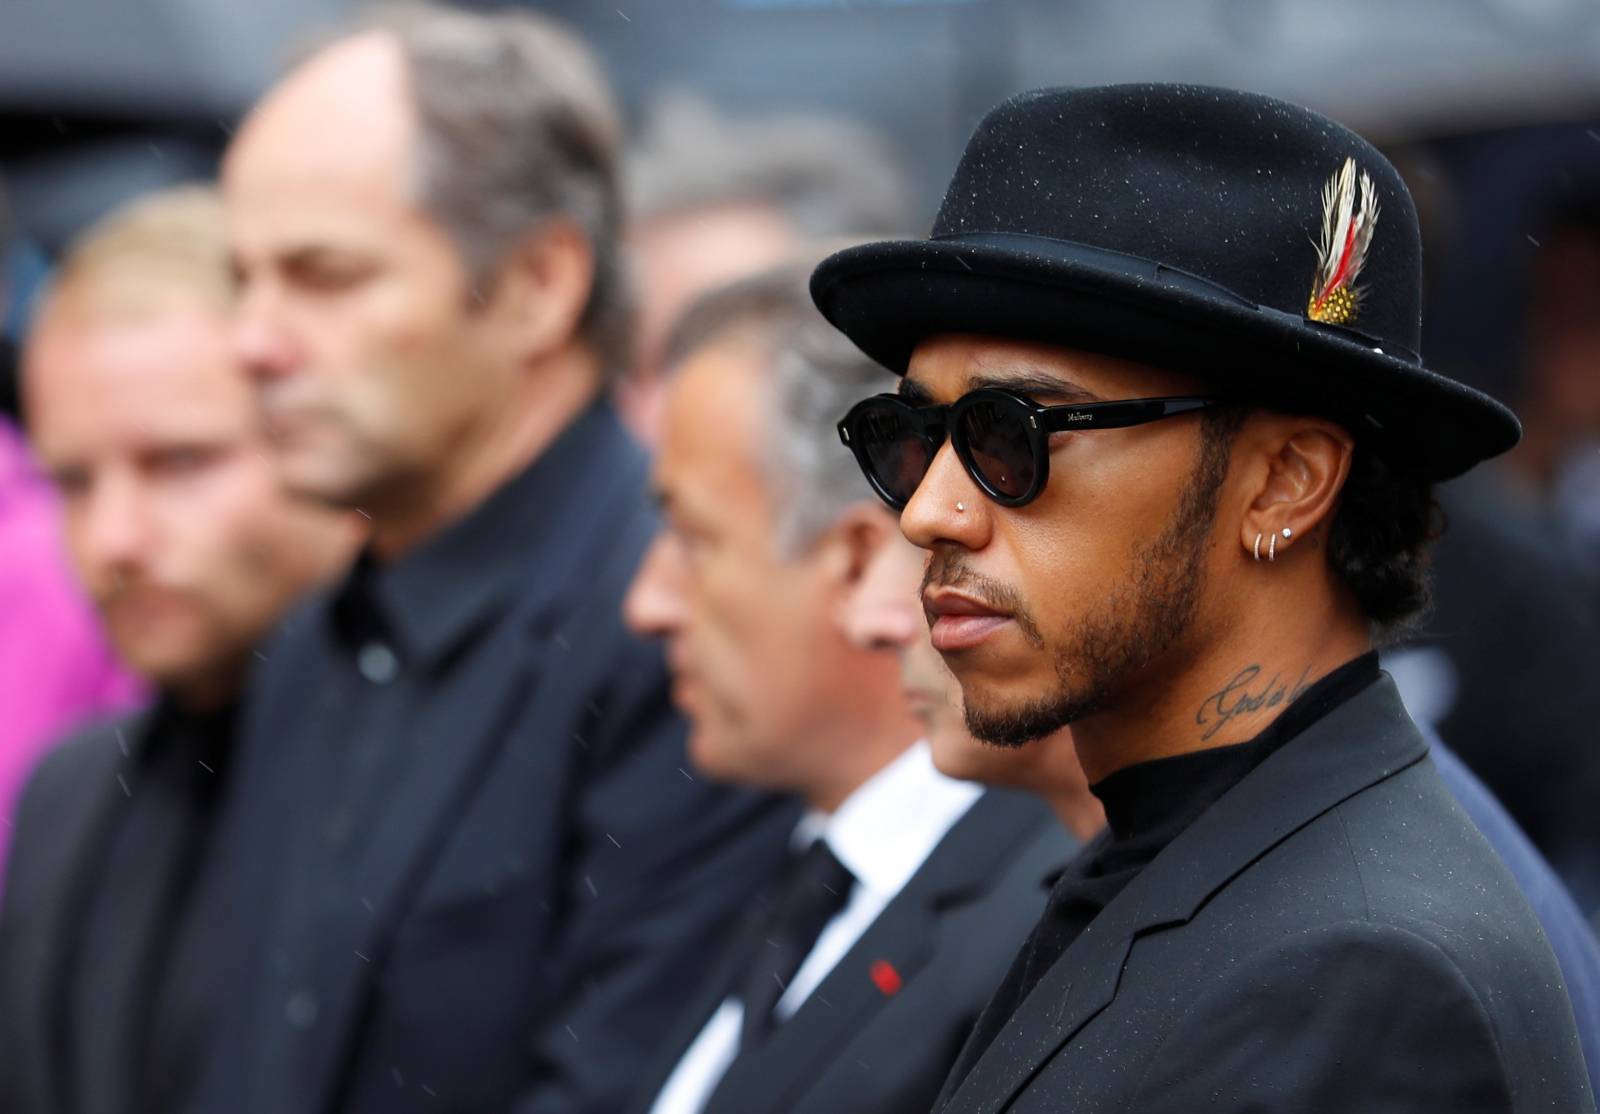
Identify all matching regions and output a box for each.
[816,84,1595,1113]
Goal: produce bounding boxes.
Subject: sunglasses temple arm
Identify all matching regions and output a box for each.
[1038,397,1219,432]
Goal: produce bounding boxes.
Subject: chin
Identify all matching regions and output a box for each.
[685,727,739,783]
[127,649,214,692]
[280,455,382,511]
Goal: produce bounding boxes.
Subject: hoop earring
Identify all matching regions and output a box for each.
[1253,533,1262,562]
[1269,532,1278,561]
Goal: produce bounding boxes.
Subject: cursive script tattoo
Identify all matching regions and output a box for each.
[1195,663,1314,742]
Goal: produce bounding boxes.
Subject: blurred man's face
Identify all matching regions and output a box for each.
[898,335,1225,747]
[224,34,517,513]
[617,203,796,444]
[624,333,847,789]
[26,304,356,700]
[844,528,1053,785]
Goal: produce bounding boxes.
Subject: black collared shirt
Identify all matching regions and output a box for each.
[948,652,1381,1092]
[61,698,236,1114]
[245,400,615,1111]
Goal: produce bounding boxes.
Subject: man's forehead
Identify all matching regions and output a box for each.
[901,334,1202,403]
[225,34,413,205]
[901,335,1103,403]
[655,344,770,507]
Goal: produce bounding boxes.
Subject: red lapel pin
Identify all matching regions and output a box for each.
[869,959,903,997]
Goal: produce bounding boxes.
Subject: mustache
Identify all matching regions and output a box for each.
[920,547,1044,647]
[98,570,186,610]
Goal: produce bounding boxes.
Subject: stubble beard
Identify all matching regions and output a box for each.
[961,433,1231,748]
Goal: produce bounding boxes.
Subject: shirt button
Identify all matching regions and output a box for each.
[285,989,320,1029]
[357,642,399,684]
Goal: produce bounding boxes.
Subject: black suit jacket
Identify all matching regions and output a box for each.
[939,676,1595,1114]
[0,711,153,1114]
[630,788,1079,1114]
[193,406,796,1114]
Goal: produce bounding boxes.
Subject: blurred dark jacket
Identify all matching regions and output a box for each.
[628,789,1077,1114]
[0,702,233,1114]
[1432,734,1600,1097]
[190,401,797,1114]
[1420,473,1600,912]
[938,677,1593,1114]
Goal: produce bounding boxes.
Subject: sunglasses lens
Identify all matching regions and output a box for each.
[855,404,934,507]
[960,397,1036,501]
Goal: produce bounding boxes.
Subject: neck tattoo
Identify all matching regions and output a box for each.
[1194,663,1314,743]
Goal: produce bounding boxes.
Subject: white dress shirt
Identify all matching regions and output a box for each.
[647,742,982,1114]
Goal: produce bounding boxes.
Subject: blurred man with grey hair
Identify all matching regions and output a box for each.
[623,262,1076,1114]
[616,96,914,443]
[200,7,794,1114]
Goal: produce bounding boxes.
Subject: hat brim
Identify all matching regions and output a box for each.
[811,234,1519,482]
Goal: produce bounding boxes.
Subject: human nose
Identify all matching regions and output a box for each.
[623,531,689,640]
[899,441,991,554]
[232,277,300,385]
[75,469,155,586]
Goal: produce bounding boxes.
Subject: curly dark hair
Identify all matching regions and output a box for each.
[1200,409,1439,640]
[1325,448,1440,639]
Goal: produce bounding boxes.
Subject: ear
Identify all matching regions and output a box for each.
[479,217,596,365]
[817,502,901,590]
[810,503,903,643]
[1234,413,1354,562]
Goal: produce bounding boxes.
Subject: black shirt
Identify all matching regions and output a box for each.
[244,403,615,1113]
[60,698,237,1114]
[947,652,1381,1092]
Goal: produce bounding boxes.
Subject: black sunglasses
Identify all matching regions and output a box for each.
[837,389,1223,510]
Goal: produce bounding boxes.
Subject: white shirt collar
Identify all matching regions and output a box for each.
[793,741,983,900]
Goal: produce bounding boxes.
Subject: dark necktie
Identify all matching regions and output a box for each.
[738,837,855,1049]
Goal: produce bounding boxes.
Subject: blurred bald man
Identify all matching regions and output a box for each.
[202,8,792,1114]
[0,186,358,1114]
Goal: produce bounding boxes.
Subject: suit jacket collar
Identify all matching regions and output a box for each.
[701,789,1062,1114]
[943,675,1428,1114]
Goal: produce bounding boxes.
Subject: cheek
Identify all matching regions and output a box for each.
[689,554,779,688]
[154,462,291,591]
[303,279,483,422]
[1002,445,1167,634]
[690,552,820,733]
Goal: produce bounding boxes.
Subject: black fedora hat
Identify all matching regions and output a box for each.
[811,83,1518,481]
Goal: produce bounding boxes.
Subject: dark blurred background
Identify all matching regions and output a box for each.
[3,0,1598,903]
[7,0,1600,391]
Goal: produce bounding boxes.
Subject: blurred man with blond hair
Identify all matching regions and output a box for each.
[205,7,793,1114]
[0,177,144,882]
[0,184,359,1114]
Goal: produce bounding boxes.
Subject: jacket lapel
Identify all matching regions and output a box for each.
[943,676,1429,1114]
[626,907,770,1113]
[705,790,1053,1114]
[25,712,156,1114]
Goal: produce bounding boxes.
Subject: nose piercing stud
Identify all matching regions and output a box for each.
[955,502,966,513]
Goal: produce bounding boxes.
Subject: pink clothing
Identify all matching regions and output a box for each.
[0,417,145,872]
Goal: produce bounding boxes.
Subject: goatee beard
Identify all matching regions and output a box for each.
[961,427,1232,747]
